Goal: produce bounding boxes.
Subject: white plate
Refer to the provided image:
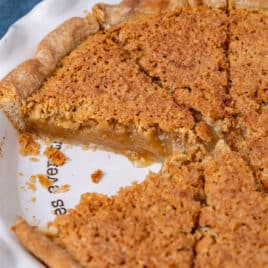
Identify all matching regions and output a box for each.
[0,1,161,267]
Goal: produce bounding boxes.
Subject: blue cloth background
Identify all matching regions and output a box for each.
[0,0,42,38]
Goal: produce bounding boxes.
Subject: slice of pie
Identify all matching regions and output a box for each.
[0,0,230,164]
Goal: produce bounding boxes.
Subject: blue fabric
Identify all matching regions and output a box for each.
[0,0,42,38]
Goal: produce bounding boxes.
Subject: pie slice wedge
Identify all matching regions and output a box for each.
[0,0,229,164]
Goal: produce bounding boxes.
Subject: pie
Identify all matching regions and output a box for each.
[2,0,268,267]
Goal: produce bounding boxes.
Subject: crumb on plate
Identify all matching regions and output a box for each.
[44,147,67,166]
[54,184,70,193]
[30,157,39,162]
[19,133,40,156]
[30,174,53,189]
[36,174,53,188]
[27,181,36,192]
[91,169,104,184]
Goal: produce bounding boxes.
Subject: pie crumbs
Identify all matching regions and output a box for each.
[29,174,53,190]
[30,157,39,162]
[44,147,67,166]
[91,169,104,184]
[54,184,70,193]
[19,133,40,156]
[36,175,53,188]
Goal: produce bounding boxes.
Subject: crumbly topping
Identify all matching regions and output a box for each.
[229,10,268,136]
[44,147,67,166]
[117,7,230,120]
[46,144,268,267]
[37,175,54,188]
[195,149,268,268]
[24,31,194,133]
[195,122,213,142]
[91,169,103,184]
[20,7,233,164]
[228,9,268,191]
[18,133,40,156]
[50,154,203,267]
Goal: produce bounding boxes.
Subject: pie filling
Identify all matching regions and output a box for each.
[25,117,208,165]
[25,120,172,162]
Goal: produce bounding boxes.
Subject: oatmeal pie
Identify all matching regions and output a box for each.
[2,0,268,267]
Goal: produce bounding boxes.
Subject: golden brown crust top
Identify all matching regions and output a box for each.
[227,9,268,191]
[6,2,268,267]
[117,7,229,120]
[12,219,81,268]
[24,31,194,132]
[1,0,268,131]
[21,7,232,138]
[195,147,268,268]
[2,0,268,131]
[229,9,268,133]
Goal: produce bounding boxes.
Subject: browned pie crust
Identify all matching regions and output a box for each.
[12,219,81,268]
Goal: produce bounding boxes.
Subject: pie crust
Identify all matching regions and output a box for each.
[12,219,80,268]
